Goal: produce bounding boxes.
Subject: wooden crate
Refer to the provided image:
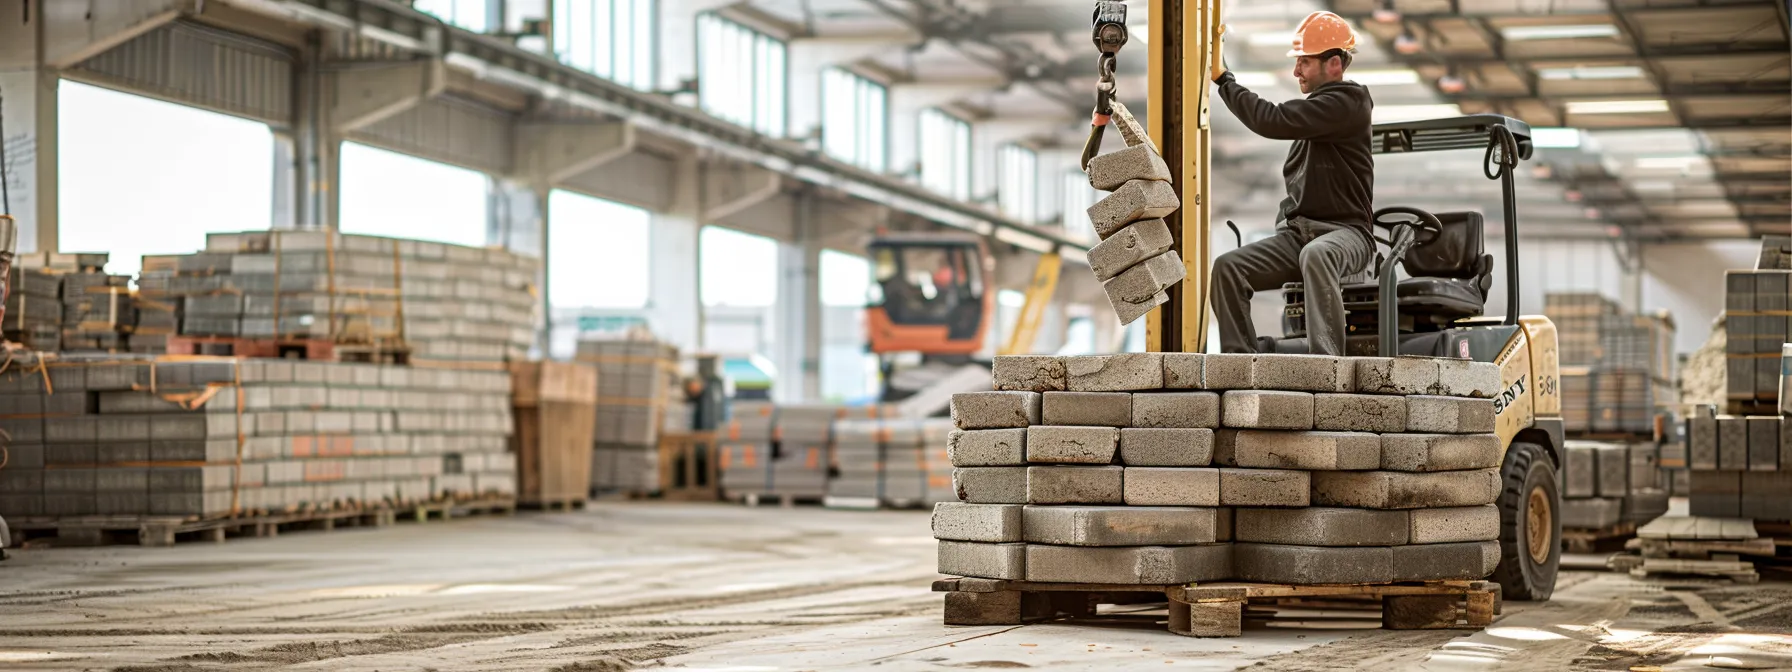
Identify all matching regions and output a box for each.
[658,431,720,501]
[510,361,599,507]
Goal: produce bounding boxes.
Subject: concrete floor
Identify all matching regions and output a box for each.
[2,503,1791,671]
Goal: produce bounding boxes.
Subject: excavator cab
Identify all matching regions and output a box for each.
[865,233,994,357]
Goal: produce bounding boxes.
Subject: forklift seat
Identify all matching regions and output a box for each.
[1282,210,1493,337]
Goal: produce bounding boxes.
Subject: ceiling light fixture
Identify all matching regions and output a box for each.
[1501,24,1619,41]
[1531,127,1584,148]
[1393,32,1421,54]
[1565,99,1669,114]
[1350,69,1421,85]
[1436,74,1467,94]
[1538,66,1644,80]
[1232,71,1278,87]
[1633,155,1707,170]
[1372,104,1461,123]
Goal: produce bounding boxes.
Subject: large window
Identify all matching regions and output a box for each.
[1060,170,1099,241]
[413,0,491,32]
[918,108,971,200]
[554,0,655,90]
[819,250,879,402]
[822,69,887,172]
[998,144,1039,223]
[339,143,488,247]
[698,13,786,136]
[700,226,778,307]
[59,82,273,278]
[547,190,651,310]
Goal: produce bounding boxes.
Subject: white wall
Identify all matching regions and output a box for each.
[1641,240,1762,356]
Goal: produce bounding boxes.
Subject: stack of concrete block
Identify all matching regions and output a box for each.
[1545,293,1677,435]
[771,404,845,501]
[1761,234,1791,270]
[1686,406,1792,520]
[4,253,144,354]
[138,231,538,363]
[0,355,515,520]
[934,353,1506,586]
[1557,441,1671,529]
[827,417,929,508]
[1723,270,1791,410]
[922,419,957,503]
[578,336,681,494]
[5,264,65,352]
[718,401,775,498]
[1082,103,1184,325]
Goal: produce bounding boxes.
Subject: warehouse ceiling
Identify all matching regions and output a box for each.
[742,0,1789,241]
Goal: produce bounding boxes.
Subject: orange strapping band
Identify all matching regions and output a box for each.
[1092,112,1111,126]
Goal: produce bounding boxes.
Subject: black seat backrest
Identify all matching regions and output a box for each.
[1403,211,1484,279]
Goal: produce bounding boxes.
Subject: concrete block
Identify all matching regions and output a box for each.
[937,540,1025,580]
[1226,430,1380,471]
[1218,468,1310,507]
[1689,492,1741,518]
[45,444,97,466]
[931,502,1023,542]
[95,467,148,492]
[1312,469,1501,509]
[1436,359,1502,398]
[44,468,96,492]
[1119,428,1214,466]
[1202,354,1253,390]
[1563,443,1597,497]
[1087,143,1172,191]
[1087,180,1179,238]
[1354,357,1441,395]
[1022,505,1231,546]
[1251,354,1353,393]
[1391,541,1500,581]
[1232,543,1393,584]
[1027,466,1124,504]
[1089,218,1175,281]
[1123,467,1220,506]
[1596,444,1629,497]
[1406,396,1496,434]
[1102,251,1184,325]
[0,469,42,494]
[1622,490,1671,523]
[1718,416,1747,471]
[1221,390,1314,430]
[992,356,1067,392]
[1132,392,1220,428]
[948,429,1028,467]
[1025,543,1232,584]
[951,392,1041,430]
[1560,497,1622,528]
[1042,392,1131,427]
[1314,394,1407,433]
[1782,417,1792,472]
[1410,505,1501,543]
[96,443,150,465]
[1235,507,1409,546]
[1629,443,1660,490]
[953,467,1028,504]
[1163,353,1205,389]
[1379,434,1503,473]
[1026,426,1120,464]
[1749,417,1780,471]
[1066,353,1165,392]
[5,444,42,469]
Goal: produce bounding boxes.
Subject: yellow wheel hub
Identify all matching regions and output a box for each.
[1527,486,1552,565]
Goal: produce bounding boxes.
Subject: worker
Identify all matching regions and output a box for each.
[1208,11,1376,356]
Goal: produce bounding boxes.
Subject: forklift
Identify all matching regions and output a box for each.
[1096,1,1565,600]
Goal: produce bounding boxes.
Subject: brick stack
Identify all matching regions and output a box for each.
[5,263,65,352]
[718,401,775,499]
[0,355,515,520]
[4,253,143,354]
[579,336,681,494]
[1686,406,1792,520]
[826,417,929,508]
[1545,293,1677,435]
[770,404,844,502]
[139,231,538,363]
[1557,441,1670,529]
[1760,234,1791,271]
[1082,105,1185,325]
[934,353,1506,586]
[1724,270,1791,411]
[922,419,957,504]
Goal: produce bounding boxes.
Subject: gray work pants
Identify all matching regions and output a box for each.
[1212,221,1374,356]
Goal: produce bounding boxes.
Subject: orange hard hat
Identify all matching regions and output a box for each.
[1287,11,1357,58]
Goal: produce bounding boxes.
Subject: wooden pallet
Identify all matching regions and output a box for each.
[12,506,399,548]
[516,498,588,512]
[1616,556,1761,583]
[1563,520,1639,554]
[933,577,1500,638]
[407,496,518,523]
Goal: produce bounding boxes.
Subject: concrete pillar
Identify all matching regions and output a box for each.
[0,4,58,253]
[650,155,704,352]
[488,178,546,356]
[775,191,823,402]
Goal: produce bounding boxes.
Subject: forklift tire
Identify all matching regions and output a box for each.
[1492,441,1560,601]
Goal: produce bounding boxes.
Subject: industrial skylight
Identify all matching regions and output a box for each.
[1231,71,1279,87]
[1531,127,1583,148]
[1373,104,1462,124]
[1565,99,1670,114]
[1348,69,1421,85]
[1538,66,1644,80]
[1501,24,1620,41]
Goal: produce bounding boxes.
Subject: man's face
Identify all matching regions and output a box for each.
[1292,55,1337,94]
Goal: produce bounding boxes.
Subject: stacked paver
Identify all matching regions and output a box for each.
[1545,293,1677,435]
[4,253,145,354]
[718,401,776,498]
[771,404,845,502]
[1686,404,1792,520]
[0,355,515,520]
[578,336,682,494]
[1557,441,1670,529]
[934,352,1505,586]
[827,417,933,508]
[1724,269,1791,411]
[1082,103,1185,325]
[138,231,538,364]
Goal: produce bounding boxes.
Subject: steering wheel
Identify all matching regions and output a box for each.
[1370,206,1445,247]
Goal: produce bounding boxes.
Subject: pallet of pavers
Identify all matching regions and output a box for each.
[0,353,517,547]
[1557,441,1670,553]
[1608,516,1769,583]
[921,419,957,504]
[933,353,1504,637]
[1685,406,1792,520]
[826,417,930,510]
[718,401,775,500]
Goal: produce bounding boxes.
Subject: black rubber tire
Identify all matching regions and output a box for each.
[1493,441,1560,601]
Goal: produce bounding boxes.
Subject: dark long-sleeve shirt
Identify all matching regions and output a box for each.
[1216,73,1375,237]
